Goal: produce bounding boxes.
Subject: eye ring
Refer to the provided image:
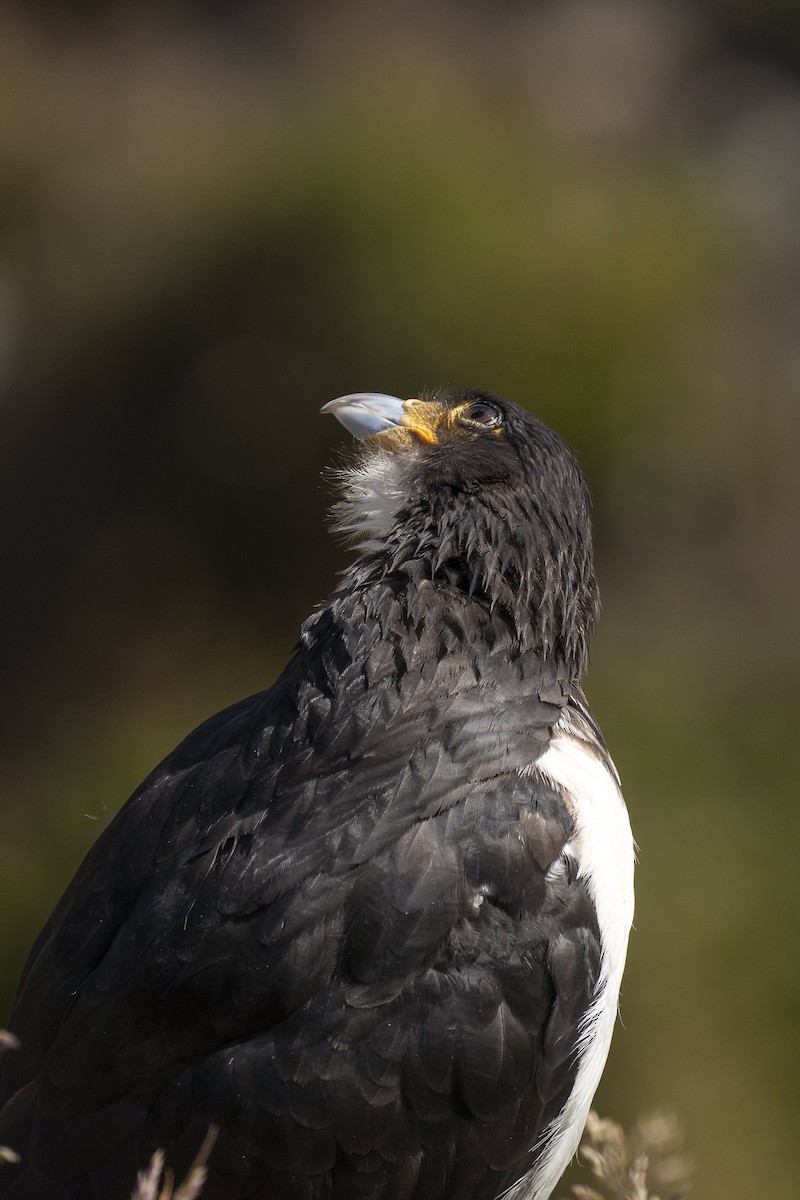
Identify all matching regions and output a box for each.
[458,401,504,430]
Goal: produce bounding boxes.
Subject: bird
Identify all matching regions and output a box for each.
[0,389,634,1200]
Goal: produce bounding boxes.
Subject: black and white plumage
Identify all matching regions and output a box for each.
[0,389,634,1200]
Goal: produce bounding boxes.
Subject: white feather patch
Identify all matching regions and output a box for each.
[331,450,405,552]
[506,712,635,1200]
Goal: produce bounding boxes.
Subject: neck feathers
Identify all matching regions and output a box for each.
[333,451,598,680]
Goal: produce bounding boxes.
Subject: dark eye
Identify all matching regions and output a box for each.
[459,401,503,429]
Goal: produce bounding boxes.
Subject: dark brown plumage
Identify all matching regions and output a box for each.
[0,389,634,1200]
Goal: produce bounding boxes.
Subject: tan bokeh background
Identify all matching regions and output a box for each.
[0,3,798,1197]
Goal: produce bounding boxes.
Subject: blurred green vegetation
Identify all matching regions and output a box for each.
[1,4,798,1199]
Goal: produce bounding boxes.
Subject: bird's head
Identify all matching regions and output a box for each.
[322,389,599,677]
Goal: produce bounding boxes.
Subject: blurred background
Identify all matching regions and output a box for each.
[0,1,798,1196]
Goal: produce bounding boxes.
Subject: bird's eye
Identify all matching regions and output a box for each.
[458,402,503,429]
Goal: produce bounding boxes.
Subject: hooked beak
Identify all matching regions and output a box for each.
[321,393,406,439]
[321,393,441,448]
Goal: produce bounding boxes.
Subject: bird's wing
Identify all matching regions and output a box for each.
[1,610,599,1196]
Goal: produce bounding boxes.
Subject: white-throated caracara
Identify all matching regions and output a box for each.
[0,390,634,1200]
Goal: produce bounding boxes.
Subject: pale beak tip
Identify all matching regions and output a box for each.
[321,392,406,439]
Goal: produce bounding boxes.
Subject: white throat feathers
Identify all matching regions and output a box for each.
[331,449,406,552]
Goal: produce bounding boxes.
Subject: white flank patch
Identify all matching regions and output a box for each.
[505,711,635,1200]
[332,450,405,552]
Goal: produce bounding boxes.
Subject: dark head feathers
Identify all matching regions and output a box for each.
[332,389,599,678]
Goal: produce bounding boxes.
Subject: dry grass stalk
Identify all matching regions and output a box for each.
[0,1032,21,1167]
[566,1110,692,1200]
[131,1126,218,1200]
